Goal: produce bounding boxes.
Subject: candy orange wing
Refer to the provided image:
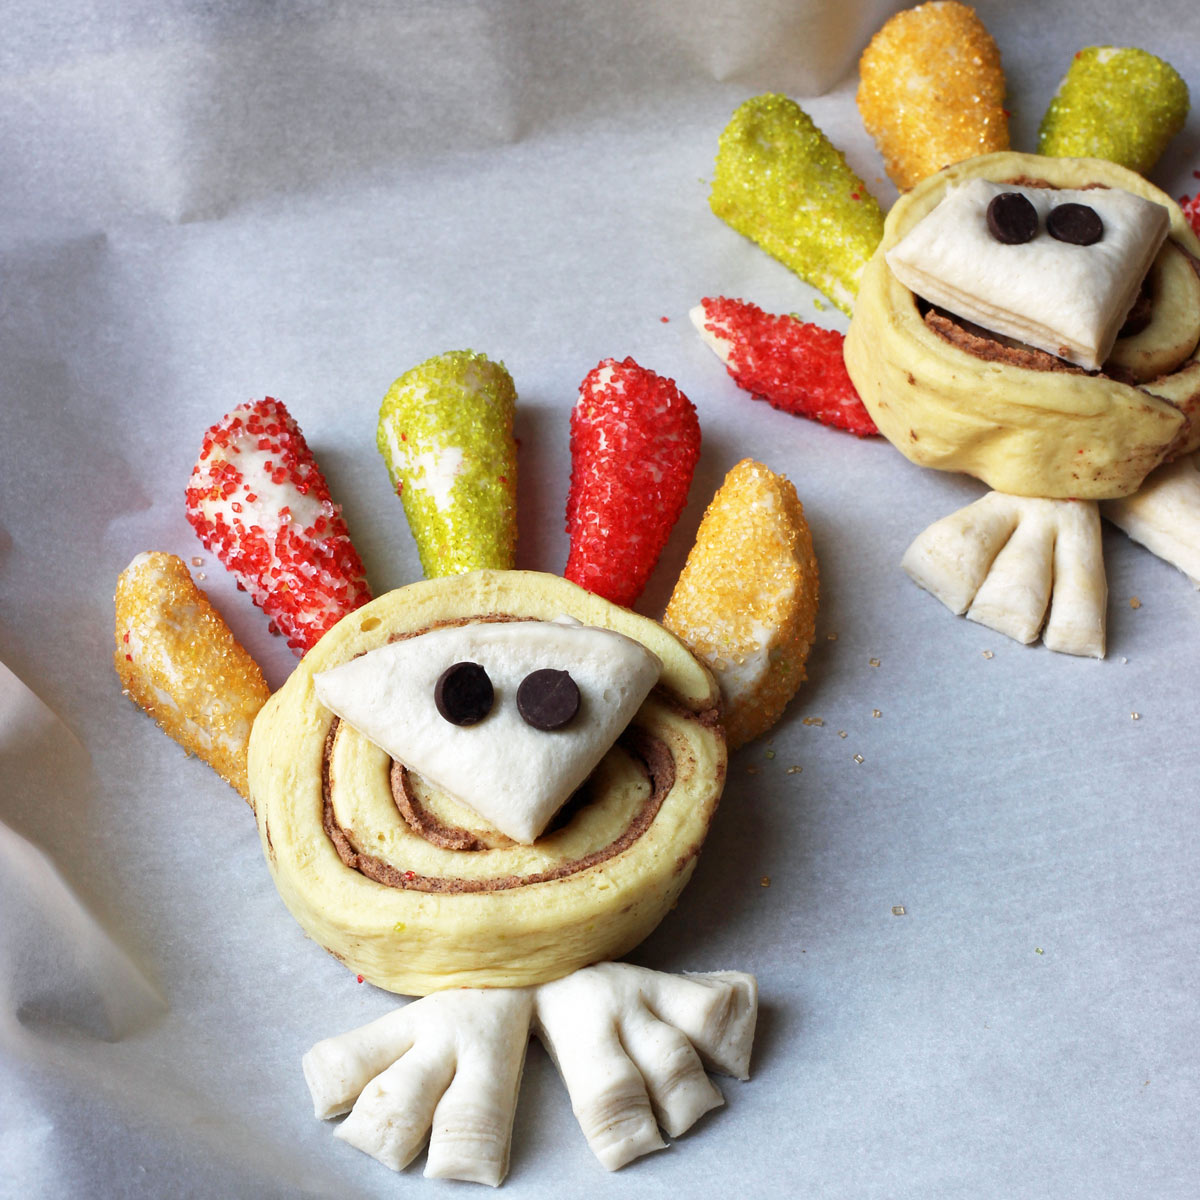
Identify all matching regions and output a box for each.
[664,460,818,749]
[115,552,270,799]
[857,1,1009,191]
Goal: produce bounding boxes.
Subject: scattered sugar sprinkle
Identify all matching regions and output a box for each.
[838,730,848,739]
[826,632,839,641]
[869,657,881,668]
[891,905,906,917]
[872,709,882,718]
[1035,948,1044,956]
[1130,596,1142,609]
[786,765,803,775]
[802,716,824,727]
[765,749,776,760]
[982,650,994,660]
[190,556,204,567]
[760,876,771,888]
[1131,712,1141,721]
[853,754,864,764]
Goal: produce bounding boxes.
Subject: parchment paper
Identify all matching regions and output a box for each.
[2,2,1199,1197]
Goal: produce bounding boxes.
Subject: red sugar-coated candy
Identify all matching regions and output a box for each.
[185,398,371,655]
[695,296,878,437]
[1181,192,1200,238]
[565,358,700,608]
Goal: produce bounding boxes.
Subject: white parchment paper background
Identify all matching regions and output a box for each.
[2,2,1199,1196]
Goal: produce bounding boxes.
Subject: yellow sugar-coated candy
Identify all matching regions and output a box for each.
[710,94,885,315]
[858,1,1009,191]
[1038,47,1189,176]
[378,350,518,579]
[664,460,818,750]
[114,552,270,800]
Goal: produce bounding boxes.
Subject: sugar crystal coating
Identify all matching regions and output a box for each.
[664,460,818,750]
[186,397,372,656]
[709,94,884,315]
[857,1,1009,192]
[1038,47,1188,176]
[565,357,700,608]
[695,296,877,436]
[114,552,270,799]
[1182,190,1200,238]
[377,350,518,579]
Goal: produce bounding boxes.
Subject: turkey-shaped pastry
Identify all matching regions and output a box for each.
[117,362,819,1184]
[703,76,1200,659]
[842,152,1200,656]
[845,152,1200,502]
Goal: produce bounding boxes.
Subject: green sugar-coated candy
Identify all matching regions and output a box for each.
[710,94,885,315]
[377,350,518,578]
[1038,47,1189,176]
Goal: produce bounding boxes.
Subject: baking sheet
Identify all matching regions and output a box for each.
[2,2,1199,1196]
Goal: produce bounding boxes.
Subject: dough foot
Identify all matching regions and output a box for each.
[534,963,757,1171]
[901,492,1106,657]
[302,962,757,1184]
[303,987,533,1187]
[1102,453,1200,585]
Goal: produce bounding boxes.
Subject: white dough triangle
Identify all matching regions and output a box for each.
[313,619,661,844]
[886,178,1169,370]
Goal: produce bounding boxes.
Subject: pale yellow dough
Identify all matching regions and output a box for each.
[844,151,1200,500]
[248,570,725,996]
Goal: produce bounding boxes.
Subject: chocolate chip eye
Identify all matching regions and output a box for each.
[986,192,1038,244]
[1047,202,1104,246]
[517,669,580,731]
[434,661,494,726]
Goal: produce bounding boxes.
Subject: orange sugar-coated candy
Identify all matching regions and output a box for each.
[114,552,270,800]
[664,460,818,750]
[857,1,1009,191]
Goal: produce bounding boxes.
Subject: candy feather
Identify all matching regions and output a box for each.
[377,350,518,579]
[186,398,371,655]
[709,94,884,315]
[565,357,700,608]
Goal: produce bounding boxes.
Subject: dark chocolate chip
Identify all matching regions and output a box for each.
[434,661,494,725]
[517,669,580,731]
[986,192,1039,244]
[1047,202,1103,246]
